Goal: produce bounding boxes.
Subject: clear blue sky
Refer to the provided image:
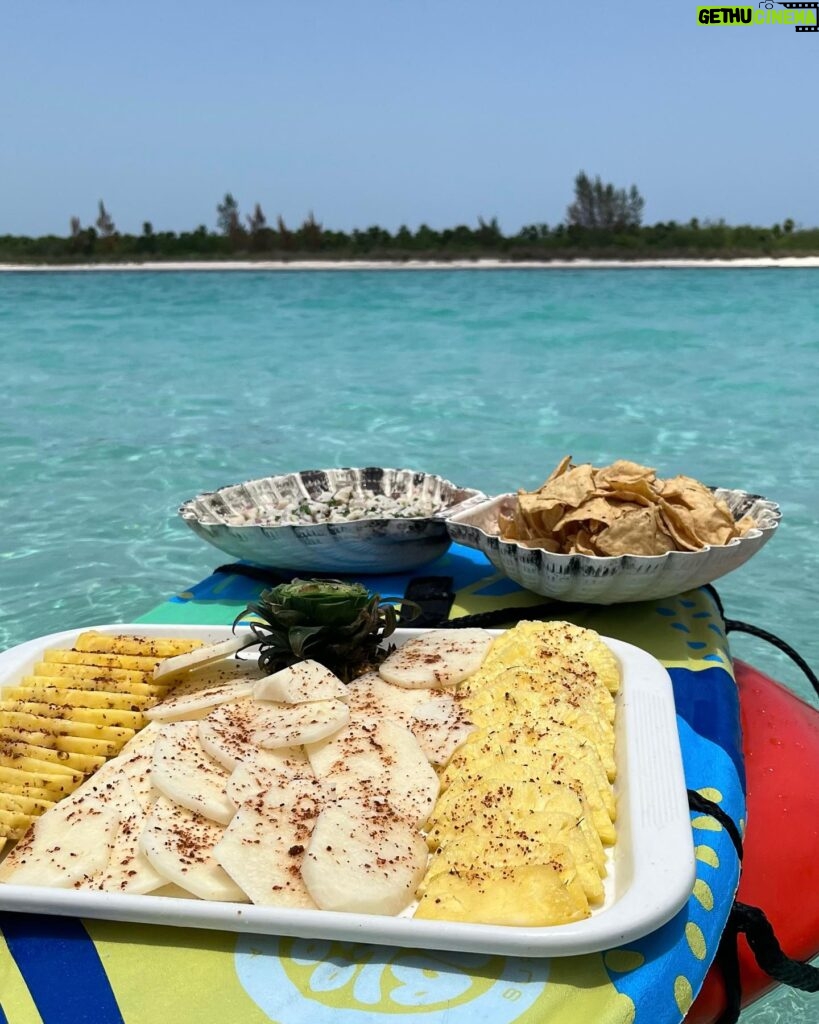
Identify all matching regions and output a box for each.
[2,1,816,236]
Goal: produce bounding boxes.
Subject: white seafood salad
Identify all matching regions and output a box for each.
[223,487,445,526]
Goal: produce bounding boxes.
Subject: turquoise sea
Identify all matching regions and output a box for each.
[0,268,817,1020]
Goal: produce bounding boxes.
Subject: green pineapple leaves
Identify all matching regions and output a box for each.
[234,578,418,683]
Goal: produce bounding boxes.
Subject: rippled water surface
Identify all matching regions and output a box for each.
[1,268,817,1020]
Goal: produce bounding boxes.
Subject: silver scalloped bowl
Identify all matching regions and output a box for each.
[445,487,781,604]
[179,467,487,573]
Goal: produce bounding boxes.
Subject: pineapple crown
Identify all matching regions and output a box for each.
[234,578,416,683]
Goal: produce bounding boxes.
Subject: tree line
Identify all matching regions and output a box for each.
[1,173,815,263]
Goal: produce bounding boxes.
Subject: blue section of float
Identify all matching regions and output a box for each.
[0,913,124,1024]
[669,666,745,791]
[606,715,743,1020]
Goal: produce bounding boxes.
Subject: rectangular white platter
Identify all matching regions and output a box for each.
[0,622,695,958]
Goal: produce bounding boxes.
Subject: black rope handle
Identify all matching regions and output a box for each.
[724,619,819,701]
[687,790,744,863]
[704,584,819,703]
[689,792,819,1023]
[425,602,572,629]
[733,903,819,993]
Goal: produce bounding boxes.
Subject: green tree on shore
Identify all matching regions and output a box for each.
[246,203,269,252]
[96,201,115,238]
[567,172,644,231]
[216,193,239,234]
[216,192,246,249]
[247,203,267,234]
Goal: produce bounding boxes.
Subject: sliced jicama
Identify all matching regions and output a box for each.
[253,660,349,704]
[409,695,475,766]
[78,777,165,895]
[196,699,289,772]
[215,778,323,908]
[140,796,247,902]
[301,799,427,915]
[378,629,494,689]
[346,671,435,727]
[225,747,310,807]
[115,719,163,759]
[0,781,121,886]
[252,700,350,749]
[145,681,255,722]
[87,738,159,813]
[200,697,349,755]
[152,634,253,682]
[150,722,234,825]
[306,719,440,828]
[152,883,201,899]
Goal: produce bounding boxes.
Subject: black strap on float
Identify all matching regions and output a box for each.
[704,584,819,701]
[688,792,819,1024]
[687,790,744,863]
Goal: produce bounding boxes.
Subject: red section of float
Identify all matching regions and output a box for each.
[688,660,819,1022]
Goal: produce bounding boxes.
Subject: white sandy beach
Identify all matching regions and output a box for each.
[1,257,819,272]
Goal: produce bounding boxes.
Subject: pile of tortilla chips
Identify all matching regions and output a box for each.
[497,456,756,557]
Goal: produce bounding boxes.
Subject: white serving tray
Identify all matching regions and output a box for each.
[0,623,695,958]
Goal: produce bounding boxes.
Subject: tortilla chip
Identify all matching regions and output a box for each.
[554,498,622,532]
[537,463,596,507]
[596,479,657,506]
[593,461,656,490]
[543,454,573,484]
[517,493,566,536]
[660,499,737,549]
[594,507,677,557]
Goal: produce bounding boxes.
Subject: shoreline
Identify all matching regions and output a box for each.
[1,256,819,272]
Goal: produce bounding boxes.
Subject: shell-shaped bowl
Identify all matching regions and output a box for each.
[178,467,486,573]
[445,487,781,604]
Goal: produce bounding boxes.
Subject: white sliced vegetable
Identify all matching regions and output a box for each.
[301,799,427,915]
[226,747,310,808]
[198,701,261,772]
[378,629,494,689]
[89,740,158,813]
[140,796,247,902]
[152,883,201,899]
[306,719,439,828]
[0,782,121,887]
[152,634,252,682]
[145,681,255,722]
[346,671,435,727]
[157,657,263,701]
[215,778,323,907]
[202,697,349,756]
[253,660,349,704]
[115,720,163,758]
[79,777,164,894]
[150,722,234,825]
[252,700,350,749]
[410,696,475,766]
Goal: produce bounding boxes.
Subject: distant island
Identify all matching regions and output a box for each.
[3,174,818,265]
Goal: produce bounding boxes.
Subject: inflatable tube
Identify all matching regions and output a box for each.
[688,659,819,1022]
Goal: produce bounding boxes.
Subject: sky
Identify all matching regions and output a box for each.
[1,1,817,237]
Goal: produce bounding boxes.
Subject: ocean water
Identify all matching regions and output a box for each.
[1,268,817,1019]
